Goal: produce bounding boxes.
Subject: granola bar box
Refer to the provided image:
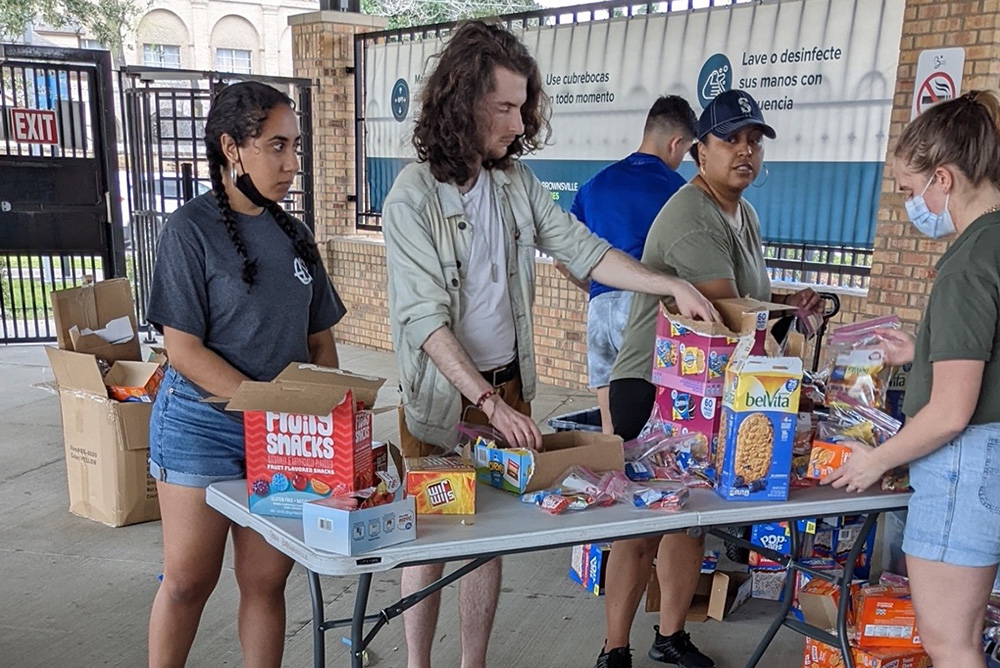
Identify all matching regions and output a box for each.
[716,355,802,502]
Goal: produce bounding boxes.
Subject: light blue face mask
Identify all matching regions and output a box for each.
[904,175,955,238]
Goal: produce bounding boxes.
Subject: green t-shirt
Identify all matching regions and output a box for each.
[903,211,1000,423]
[611,184,772,383]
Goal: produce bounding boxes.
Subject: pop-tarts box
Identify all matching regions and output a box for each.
[716,354,802,501]
[749,520,817,568]
[652,298,791,397]
[569,543,612,595]
[302,445,416,556]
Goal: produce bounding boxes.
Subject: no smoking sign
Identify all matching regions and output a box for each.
[911,47,965,120]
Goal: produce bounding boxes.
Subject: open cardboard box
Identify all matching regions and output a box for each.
[470,430,624,494]
[45,279,160,527]
[222,363,391,518]
[645,568,752,622]
[652,297,794,396]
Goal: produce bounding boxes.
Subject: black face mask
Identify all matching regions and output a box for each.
[234,152,275,207]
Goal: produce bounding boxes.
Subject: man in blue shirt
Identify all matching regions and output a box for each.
[564,96,696,434]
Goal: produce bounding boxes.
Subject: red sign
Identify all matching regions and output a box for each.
[9,108,59,145]
[916,72,956,116]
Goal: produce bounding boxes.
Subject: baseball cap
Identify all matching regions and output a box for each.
[696,89,776,141]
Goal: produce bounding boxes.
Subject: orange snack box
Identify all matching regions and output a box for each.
[853,585,921,649]
[807,440,853,480]
[104,361,165,403]
[803,637,930,668]
[405,456,476,515]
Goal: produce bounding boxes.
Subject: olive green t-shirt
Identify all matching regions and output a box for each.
[903,211,1000,423]
[611,184,772,383]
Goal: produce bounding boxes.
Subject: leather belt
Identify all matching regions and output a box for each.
[481,357,518,387]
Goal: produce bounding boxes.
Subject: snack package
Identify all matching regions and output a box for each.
[822,316,900,410]
[520,466,628,514]
[629,482,690,511]
[808,403,905,487]
[623,426,713,488]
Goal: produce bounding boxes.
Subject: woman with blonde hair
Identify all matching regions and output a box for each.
[828,90,1000,668]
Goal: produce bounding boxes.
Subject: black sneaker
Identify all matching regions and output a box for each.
[595,645,633,668]
[648,627,715,668]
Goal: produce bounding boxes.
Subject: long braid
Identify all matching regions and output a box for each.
[209,163,259,285]
[266,202,320,267]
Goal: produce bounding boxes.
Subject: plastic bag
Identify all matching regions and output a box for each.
[325,471,401,510]
[628,482,690,511]
[623,424,713,488]
[822,315,900,409]
[519,466,628,514]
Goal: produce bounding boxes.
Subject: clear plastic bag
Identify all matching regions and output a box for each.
[623,422,713,488]
[519,466,629,514]
[822,315,900,410]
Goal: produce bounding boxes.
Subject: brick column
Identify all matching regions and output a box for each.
[289,10,387,243]
[865,1,1000,328]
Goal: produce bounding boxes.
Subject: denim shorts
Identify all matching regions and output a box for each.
[587,291,633,388]
[149,366,247,488]
[903,423,1000,567]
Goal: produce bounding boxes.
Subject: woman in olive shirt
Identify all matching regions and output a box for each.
[828,91,1000,668]
[595,90,823,668]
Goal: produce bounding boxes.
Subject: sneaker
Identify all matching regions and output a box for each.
[648,627,715,668]
[595,645,633,668]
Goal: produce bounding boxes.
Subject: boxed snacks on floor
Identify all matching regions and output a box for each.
[803,636,930,668]
[716,353,803,501]
[405,456,476,515]
[569,543,612,595]
[223,363,387,518]
[45,278,161,527]
[853,585,921,649]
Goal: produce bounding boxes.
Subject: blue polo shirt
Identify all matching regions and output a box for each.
[571,152,686,300]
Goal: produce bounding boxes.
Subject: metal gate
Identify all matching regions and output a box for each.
[0,44,124,343]
[118,67,315,329]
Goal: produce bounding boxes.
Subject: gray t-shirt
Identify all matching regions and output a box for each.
[146,193,346,381]
[611,184,771,383]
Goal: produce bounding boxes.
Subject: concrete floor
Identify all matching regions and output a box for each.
[0,342,807,668]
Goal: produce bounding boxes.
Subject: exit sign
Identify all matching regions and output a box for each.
[8,108,59,145]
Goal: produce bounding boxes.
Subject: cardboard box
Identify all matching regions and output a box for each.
[796,577,860,631]
[569,543,611,595]
[651,298,791,396]
[716,356,802,501]
[651,385,722,460]
[50,278,140,363]
[803,636,930,668]
[104,361,165,403]
[225,363,386,518]
[405,456,476,515]
[646,569,752,622]
[471,431,624,494]
[751,567,788,601]
[854,585,921,649]
[302,445,416,556]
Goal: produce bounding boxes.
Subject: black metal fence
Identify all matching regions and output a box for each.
[118,67,315,327]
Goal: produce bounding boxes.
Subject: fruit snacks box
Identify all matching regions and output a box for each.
[472,430,624,494]
[803,636,930,668]
[652,385,722,460]
[405,456,476,515]
[225,363,386,518]
[652,298,792,396]
[854,585,920,649]
[716,356,802,501]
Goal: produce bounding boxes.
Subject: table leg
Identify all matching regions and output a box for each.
[352,573,373,668]
[742,520,801,668]
[308,569,326,668]
[835,513,877,668]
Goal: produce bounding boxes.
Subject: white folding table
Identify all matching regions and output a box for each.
[207,481,909,668]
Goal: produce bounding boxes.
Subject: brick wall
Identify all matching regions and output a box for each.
[864,0,1000,330]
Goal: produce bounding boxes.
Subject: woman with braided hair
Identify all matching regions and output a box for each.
[144,81,345,667]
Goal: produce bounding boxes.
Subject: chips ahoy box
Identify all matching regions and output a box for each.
[224,364,387,518]
[716,353,802,501]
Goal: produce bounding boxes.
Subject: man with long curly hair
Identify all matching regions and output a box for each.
[382,20,718,668]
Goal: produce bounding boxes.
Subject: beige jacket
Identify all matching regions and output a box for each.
[382,160,611,446]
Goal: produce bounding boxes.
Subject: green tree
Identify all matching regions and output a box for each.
[361,0,541,30]
[0,0,146,67]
